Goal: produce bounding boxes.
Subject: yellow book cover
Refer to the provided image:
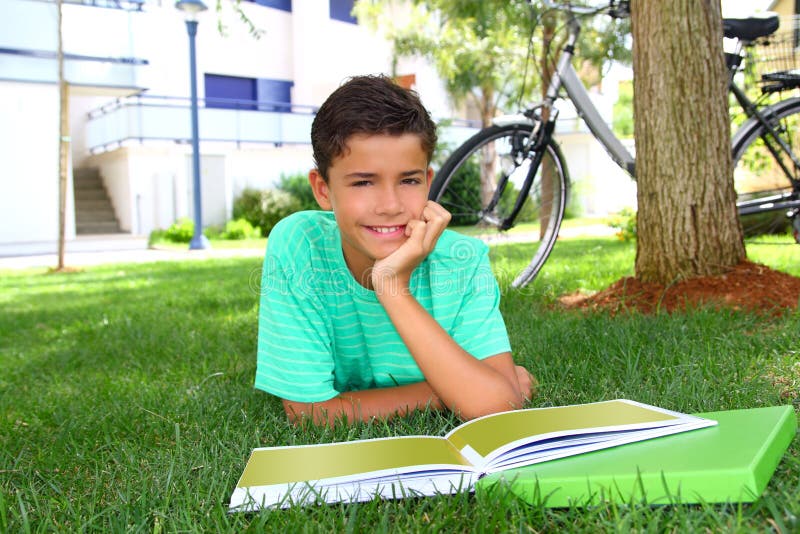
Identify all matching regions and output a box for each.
[229,399,716,511]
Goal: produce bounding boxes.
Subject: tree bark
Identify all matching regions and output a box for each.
[479,85,497,208]
[57,0,69,270]
[539,15,557,239]
[631,0,745,284]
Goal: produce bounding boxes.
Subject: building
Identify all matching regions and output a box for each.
[0,0,639,257]
[1,0,478,256]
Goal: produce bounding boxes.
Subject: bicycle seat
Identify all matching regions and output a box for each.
[722,13,779,42]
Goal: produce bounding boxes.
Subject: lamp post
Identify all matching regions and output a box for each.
[176,0,210,250]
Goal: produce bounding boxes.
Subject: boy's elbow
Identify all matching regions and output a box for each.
[282,397,348,426]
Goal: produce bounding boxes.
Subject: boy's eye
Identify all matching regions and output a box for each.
[401,177,422,185]
[351,180,372,187]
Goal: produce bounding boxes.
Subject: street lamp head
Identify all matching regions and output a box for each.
[175,0,208,21]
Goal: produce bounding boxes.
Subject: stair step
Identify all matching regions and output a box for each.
[72,168,122,235]
[76,222,122,234]
[73,168,100,180]
[74,181,104,191]
[75,198,115,209]
[76,212,117,223]
[74,189,109,201]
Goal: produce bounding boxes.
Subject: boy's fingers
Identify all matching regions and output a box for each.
[405,219,427,244]
[420,201,451,250]
[514,365,538,402]
[423,201,452,225]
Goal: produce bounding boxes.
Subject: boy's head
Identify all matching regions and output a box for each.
[310,75,437,181]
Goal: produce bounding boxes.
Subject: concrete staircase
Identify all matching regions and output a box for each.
[73,168,122,235]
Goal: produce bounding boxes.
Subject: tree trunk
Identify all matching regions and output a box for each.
[539,15,557,239]
[631,0,745,284]
[479,86,497,209]
[57,0,69,270]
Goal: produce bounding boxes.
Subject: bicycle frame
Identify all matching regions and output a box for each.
[493,6,799,218]
[493,10,636,179]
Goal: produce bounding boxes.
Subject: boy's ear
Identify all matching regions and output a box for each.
[426,167,434,193]
[309,169,333,210]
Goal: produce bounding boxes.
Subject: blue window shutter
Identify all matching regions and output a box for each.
[204,74,257,110]
[250,0,292,12]
[256,79,294,111]
[329,0,356,24]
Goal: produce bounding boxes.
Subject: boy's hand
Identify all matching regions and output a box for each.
[515,365,538,402]
[372,201,451,293]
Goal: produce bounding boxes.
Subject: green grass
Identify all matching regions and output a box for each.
[1,238,798,532]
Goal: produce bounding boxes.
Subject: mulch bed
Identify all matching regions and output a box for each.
[558,260,800,315]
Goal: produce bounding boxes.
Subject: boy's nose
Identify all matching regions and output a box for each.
[374,186,404,215]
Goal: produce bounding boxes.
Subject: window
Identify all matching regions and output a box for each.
[329,0,356,24]
[246,0,291,12]
[256,79,294,111]
[204,74,293,111]
[205,74,256,110]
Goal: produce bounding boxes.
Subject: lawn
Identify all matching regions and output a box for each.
[1,236,798,532]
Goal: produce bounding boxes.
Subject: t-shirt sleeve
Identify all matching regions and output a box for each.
[254,226,339,403]
[449,245,512,359]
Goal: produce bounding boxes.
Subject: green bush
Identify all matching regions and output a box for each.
[163,218,195,243]
[147,228,166,247]
[233,188,301,237]
[439,159,481,226]
[149,218,215,245]
[220,218,261,240]
[607,207,637,242]
[277,173,319,211]
[438,159,538,226]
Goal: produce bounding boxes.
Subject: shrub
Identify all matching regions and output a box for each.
[607,207,637,242]
[148,228,167,247]
[438,159,538,227]
[203,225,223,239]
[233,188,301,237]
[277,173,319,211]
[163,218,195,243]
[220,218,261,240]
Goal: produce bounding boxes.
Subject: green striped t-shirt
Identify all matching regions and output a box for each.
[255,211,511,402]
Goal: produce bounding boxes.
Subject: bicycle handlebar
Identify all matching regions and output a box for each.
[536,0,630,19]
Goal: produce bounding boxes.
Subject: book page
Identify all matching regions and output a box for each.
[236,435,471,488]
[445,400,687,462]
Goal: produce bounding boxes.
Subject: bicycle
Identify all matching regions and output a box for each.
[429,1,800,288]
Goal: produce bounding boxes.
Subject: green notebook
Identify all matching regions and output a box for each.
[478,405,796,507]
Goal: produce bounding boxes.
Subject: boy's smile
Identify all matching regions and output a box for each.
[309,133,433,286]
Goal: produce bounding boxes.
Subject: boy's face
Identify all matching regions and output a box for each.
[309,133,433,283]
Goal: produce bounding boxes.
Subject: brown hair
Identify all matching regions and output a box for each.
[310,75,437,181]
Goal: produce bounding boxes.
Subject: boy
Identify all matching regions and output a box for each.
[256,75,535,425]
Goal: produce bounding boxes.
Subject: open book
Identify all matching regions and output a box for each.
[229,399,716,511]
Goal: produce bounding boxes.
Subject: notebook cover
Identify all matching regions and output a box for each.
[477,405,796,507]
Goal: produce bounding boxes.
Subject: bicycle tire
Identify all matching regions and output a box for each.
[430,123,569,288]
[732,96,800,237]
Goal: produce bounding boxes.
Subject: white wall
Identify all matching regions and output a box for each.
[559,133,637,216]
[0,82,74,254]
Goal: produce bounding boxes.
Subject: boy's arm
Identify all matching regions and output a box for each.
[372,202,528,420]
[281,354,535,426]
[282,381,444,426]
[377,291,525,419]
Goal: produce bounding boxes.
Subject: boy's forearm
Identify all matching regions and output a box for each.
[375,289,524,419]
[283,381,443,426]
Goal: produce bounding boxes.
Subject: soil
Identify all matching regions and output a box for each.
[558,260,800,315]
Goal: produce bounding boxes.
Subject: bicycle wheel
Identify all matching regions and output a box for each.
[732,96,800,237]
[431,123,569,288]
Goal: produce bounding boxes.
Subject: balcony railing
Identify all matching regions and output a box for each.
[85,93,482,154]
[62,0,147,11]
